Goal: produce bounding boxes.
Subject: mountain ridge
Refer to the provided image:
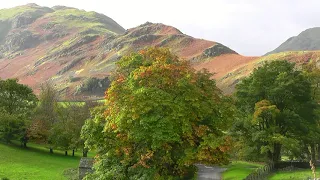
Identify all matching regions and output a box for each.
[266,27,320,55]
[0,4,257,99]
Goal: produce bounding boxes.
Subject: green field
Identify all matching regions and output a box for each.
[222,161,264,180]
[0,141,264,180]
[268,169,320,180]
[0,142,92,180]
[2,142,317,180]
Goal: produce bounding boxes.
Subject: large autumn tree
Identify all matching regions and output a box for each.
[82,47,234,179]
[235,60,317,163]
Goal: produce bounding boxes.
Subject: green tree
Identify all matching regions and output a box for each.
[235,60,317,163]
[30,82,59,153]
[81,105,107,157]
[57,101,97,156]
[30,82,97,155]
[302,60,320,162]
[0,79,37,115]
[48,121,71,155]
[82,48,234,179]
[0,112,23,143]
[303,60,320,101]
[74,101,98,157]
[0,79,37,145]
[48,104,73,155]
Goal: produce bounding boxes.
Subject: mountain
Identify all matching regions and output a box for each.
[219,27,320,93]
[266,27,320,55]
[218,51,320,94]
[0,4,257,99]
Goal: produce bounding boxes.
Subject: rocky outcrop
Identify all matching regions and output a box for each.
[11,6,53,28]
[75,77,111,96]
[133,34,160,44]
[1,30,40,52]
[57,57,85,75]
[0,21,12,43]
[203,43,238,58]
[126,22,182,38]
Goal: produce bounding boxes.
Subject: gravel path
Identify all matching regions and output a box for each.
[196,164,227,180]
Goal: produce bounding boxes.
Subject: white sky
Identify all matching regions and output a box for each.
[2,0,320,56]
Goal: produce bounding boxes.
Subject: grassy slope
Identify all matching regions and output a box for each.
[0,142,93,180]
[44,9,116,34]
[218,51,320,93]
[222,161,263,180]
[0,5,40,20]
[268,169,320,180]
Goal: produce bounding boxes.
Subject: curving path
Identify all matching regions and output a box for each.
[196,164,227,180]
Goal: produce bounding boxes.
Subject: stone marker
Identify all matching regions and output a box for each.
[79,157,94,180]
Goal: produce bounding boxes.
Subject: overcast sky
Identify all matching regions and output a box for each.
[1,0,320,56]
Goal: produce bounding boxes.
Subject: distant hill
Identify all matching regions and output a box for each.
[219,51,320,94]
[266,27,320,55]
[0,4,256,99]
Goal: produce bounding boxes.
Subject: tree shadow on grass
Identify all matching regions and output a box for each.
[1,141,82,160]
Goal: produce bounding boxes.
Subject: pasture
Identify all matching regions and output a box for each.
[0,142,92,180]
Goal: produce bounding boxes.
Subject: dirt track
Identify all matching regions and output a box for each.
[196,164,227,180]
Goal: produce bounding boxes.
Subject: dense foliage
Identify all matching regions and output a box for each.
[29,82,59,146]
[0,79,37,144]
[0,78,37,115]
[29,82,96,155]
[82,48,235,179]
[234,60,319,163]
[302,60,320,162]
[48,102,95,156]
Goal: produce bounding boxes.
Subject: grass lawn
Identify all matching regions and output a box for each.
[0,142,94,180]
[268,169,320,180]
[222,161,264,180]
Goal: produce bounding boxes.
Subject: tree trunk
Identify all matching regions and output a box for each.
[268,143,282,163]
[273,143,281,162]
[65,151,68,156]
[50,148,53,154]
[311,143,316,163]
[72,149,75,157]
[83,148,88,157]
[21,135,28,148]
[305,144,311,160]
[318,144,320,160]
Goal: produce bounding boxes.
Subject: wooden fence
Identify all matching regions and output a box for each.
[244,161,312,180]
[244,163,274,180]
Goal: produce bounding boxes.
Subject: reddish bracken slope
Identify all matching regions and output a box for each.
[194,54,258,79]
[0,4,257,99]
